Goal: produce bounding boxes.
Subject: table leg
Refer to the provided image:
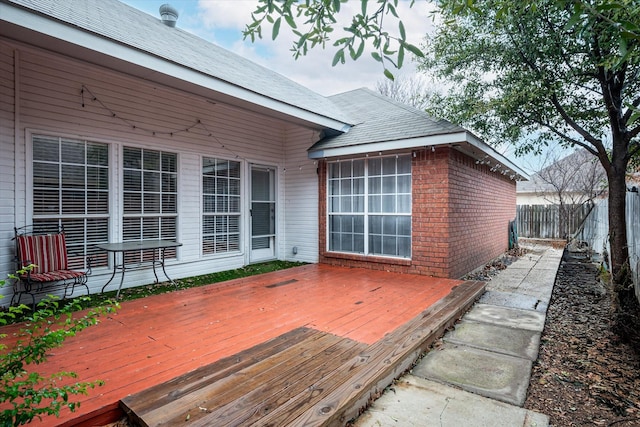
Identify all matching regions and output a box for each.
[100,251,126,298]
[151,248,160,283]
[160,247,178,288]
[115,255,126,298]
[101,251,118,293]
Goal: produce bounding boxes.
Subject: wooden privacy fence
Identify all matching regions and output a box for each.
[516,204,593,239]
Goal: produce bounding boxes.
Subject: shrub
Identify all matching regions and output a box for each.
[1,268,118,425]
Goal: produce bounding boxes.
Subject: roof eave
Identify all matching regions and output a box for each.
[308,131,530,181]
[0,1,349,132]
[463,132,530,180]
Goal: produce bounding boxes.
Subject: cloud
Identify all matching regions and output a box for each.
[197,0,255,30]
[195,1,437,95]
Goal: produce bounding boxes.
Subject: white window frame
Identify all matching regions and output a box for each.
[201,156,242,256]
[122,146,179,263]
[28,131,111,269]
[327,155,412,259]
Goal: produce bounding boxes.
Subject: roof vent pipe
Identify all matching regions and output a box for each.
[159,4,179,27]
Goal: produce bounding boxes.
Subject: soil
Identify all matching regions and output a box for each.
[524,251,640,426]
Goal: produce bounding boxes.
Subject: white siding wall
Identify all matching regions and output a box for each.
[282,127,320,263]
[0,43,322,302]
[516,193,554,206]
[0,42,16,303]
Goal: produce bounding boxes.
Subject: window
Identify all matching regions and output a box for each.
[328,155,411,258]
[123,147,178,263]
[202,157,241,255]
[32,135,109,269]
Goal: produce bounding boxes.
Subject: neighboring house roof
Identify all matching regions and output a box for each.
[516,149,607,195]
[0,0,353,131]
[309,88,529,180]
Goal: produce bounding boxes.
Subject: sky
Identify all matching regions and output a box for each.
[119,0,569,174]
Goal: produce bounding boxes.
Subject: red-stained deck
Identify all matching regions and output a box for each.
[0,264,485,426]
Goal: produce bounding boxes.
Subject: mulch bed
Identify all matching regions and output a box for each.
[525,251,640,426]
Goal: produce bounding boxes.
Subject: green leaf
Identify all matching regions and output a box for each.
[564,10,583,31]
[361,0,368,16]
[383,68,395,81]
[297,33,309,48]
[403,42,424,58]
[333,0,342,13]
[355,41,365,59]
[398,45,405,68]
[595,3,624,11]
[399,20,406,40]
[284,14,297,29]
[272,17,281,40]
[371,51,382,62]
[387,3,398,19]
[332,49,345,66]
[348,45,357,60]
[627,107,640,126]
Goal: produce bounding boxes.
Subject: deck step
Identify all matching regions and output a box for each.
[120,280,485,426]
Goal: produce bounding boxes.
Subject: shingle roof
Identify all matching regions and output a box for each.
[308,88,529,180]
[5,0,350,125]
[310,88,463,151]
[516,149,606,193]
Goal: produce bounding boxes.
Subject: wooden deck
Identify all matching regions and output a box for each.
[1,264,485,426]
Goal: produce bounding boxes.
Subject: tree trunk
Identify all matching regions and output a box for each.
[608,170,629,286]
[607,163,639,342]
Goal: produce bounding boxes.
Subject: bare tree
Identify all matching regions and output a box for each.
[534,149,607,239]
[375,74,435,110]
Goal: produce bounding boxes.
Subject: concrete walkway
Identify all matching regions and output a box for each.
[354,243,563,427]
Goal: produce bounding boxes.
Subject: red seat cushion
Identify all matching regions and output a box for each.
[16,233,71,276]
[28,270,86,282]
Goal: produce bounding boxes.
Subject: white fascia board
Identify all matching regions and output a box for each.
[308,131,530,180]
[464,132,530,180]
[308,132,469,159]
[0,2,348,132]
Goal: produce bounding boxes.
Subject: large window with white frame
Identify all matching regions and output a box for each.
[202,157,241,255]
[31,135,110,269]
[328,155,412,258]
[123,147,178,263]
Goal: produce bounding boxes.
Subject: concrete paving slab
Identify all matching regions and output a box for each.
[352,245,562,426]
[354,375,549,427]
[464,304,547,332]
[444,320,541,361]
[510,282,555,305]
[501,258,541,270]
[478,290,545,312]
[412,343,532,406]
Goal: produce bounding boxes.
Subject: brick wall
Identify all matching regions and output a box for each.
[445,149,516,278]
[318,147,516,279]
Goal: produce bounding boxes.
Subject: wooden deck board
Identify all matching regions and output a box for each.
[121,281,486,427]
[262,281,486,427]
[0,265,485,426]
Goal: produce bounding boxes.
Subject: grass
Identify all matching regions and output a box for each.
[79,260,307,308]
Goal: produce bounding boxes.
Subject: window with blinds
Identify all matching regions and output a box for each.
[328,155,412,258]
[32,135,110,269]
[123,147,178,263]
[202,157,241,255]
